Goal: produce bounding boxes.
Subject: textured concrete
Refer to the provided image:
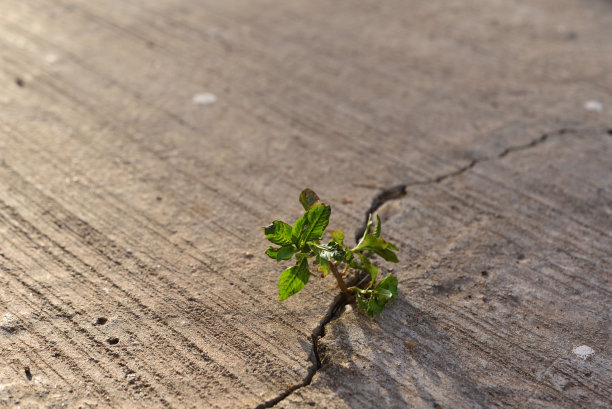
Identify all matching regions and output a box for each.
[0,0,610,407]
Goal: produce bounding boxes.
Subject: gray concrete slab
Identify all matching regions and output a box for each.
[0,0,610,407]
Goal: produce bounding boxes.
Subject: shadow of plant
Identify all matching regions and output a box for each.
[312,290,489,409]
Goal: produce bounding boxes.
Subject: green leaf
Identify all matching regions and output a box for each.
[263,221,293,246]
[349,259,362,270]
[277,245,298,261]
[278,259,310,300]
[352,233,399,263]
[353,233,384,251]
[299,188,320,210]
[291,216,306,246]
[265,246,279,259]
[265,245,298,261]
[357,276,398,317]
[356,293,368,310]
[375,288,393,301]
[315,255,331,276]
[330,229,344,246]
[373,215,382,238]
[355,214,373,249]
[366,297,384,316]
[375,275,398,300]
[296,204,331,247]
[311,242,345,262]
[375,248,399,263]
[295,252,311,263]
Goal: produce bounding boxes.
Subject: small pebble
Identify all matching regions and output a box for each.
[572,345,594,360]
[192,93,217,105]
[0,313,19,333]
[584,100,603,112]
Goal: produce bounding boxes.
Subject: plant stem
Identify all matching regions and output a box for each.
[329,262,349,295]
[341,264,349,276]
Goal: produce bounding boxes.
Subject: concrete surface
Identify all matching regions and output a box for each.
[0,0,610,407]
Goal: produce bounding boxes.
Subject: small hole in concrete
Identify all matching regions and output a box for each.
[107,337,119,345]
[25,366,32,380]
[15,77,25,87]
[481,270,489,277]
[95,317,108,325]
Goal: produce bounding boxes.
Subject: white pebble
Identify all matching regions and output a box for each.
[584,100,603,112]
[0,313,19,332]
[192,93,217,105]
[572,345,594,360]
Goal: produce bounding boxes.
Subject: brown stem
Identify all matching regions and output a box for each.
[329,262,349,296]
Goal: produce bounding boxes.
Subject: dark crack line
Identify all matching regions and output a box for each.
[354,127,590,241]
[498,131,549,158]
[255,273,367,409]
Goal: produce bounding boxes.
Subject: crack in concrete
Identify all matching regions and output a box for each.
[355,127,584,241]
[255,274,367,409]
[253,295,344,408]
[254,125,606,409]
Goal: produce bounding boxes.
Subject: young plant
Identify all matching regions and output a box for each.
[263,188,399,317]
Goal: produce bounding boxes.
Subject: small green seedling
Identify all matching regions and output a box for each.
[263,188,399,317]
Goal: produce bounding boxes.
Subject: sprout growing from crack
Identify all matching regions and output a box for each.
[263,188,399,317]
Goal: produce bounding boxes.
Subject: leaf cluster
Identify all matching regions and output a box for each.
[263,189,399,317]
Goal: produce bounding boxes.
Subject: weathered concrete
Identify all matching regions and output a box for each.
[0,0,610,407]
[278,128,612,408]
